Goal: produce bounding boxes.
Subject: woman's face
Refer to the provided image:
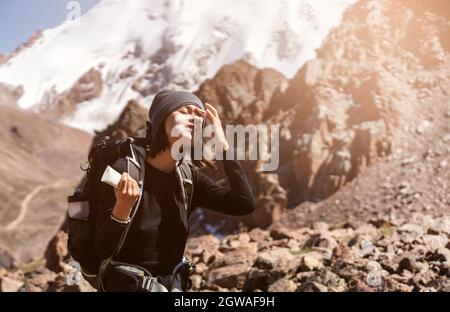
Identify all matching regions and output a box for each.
[164,104,204,147]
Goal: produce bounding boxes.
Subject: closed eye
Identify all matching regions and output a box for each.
[179,105,197,115]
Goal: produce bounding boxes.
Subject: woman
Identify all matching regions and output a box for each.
[94,89,256,291]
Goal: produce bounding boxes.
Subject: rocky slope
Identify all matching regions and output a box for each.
[2,213,449,292]
[279,0,450,228]
[0,103,92,265]
[185,213,450,292]
[267,0,449,208]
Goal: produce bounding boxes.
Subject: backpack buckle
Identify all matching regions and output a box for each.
[141,276,169,292]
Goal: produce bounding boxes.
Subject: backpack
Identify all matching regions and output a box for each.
[66,136,194,290]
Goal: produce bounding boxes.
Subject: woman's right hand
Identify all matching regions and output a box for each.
[112,172,140,221]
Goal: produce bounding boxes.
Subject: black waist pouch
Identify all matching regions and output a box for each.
[101,262,151,292]
[101,258,195,292]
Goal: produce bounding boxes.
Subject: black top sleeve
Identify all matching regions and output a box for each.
[93,183,128,260]
[191,151,256,216]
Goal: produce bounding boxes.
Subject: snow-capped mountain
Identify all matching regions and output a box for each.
[0,0,356,133]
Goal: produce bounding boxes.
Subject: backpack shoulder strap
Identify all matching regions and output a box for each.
[116,139,146,237]
[177,159,194,212]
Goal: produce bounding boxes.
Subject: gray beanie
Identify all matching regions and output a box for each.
[146,89,205,143]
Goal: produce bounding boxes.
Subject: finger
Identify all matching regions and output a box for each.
[194,107,206,115]
[135,182,141,198]
[205,103,218,117]
[118,173,126,190]
[193,109,206,121]
[205,109,215,120]
[203,110,213,123]
[205,104,214,115]
[127,176,134,195]
[121,173,128,194]
[116,175,123,190]
[133,182,139,198]
[205,103,217,112]
[133,182,139,197]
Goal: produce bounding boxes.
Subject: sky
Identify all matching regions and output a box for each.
[0,0,100,53]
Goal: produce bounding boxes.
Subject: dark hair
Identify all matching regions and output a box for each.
[144,120,217,170]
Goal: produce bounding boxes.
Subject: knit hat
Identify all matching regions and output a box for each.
[146,89,205,143]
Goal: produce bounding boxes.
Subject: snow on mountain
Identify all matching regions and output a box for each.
[0,0,356,133]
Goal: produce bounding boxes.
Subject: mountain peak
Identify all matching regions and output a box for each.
[0,0,356,133]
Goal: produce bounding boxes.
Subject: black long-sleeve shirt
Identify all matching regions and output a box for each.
[93,154,256,276]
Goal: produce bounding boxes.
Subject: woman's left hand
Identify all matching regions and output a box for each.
[203,103,230,152]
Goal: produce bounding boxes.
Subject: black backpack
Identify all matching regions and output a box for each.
[66,136,194,289]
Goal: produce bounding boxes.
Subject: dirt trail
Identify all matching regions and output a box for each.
[5,179,70,230]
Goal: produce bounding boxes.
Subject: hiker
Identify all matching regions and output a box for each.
[94,89,256,291]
